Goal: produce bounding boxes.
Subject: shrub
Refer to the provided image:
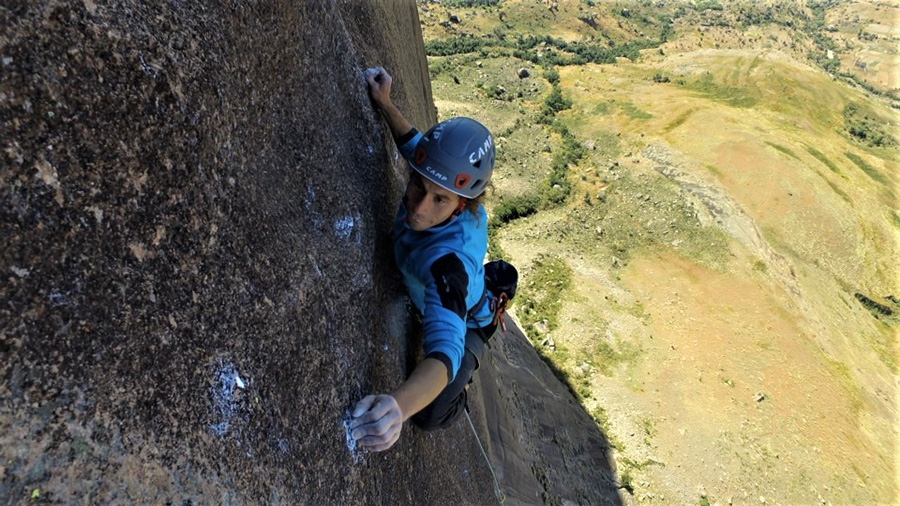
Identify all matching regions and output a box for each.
[543,85,572,113]
[441,0,501,7]
[424,36,485,56]
[695,0,724,10]
[764,141,798,159]
[491,194,541,224]
[845,151,888,185]
[426,32,662,67]
[543,67,560,85]
[484,83,505,99]
[539,126,586,205]
[804,145,840,173]
[516,254,573,335]
[843,102,895,147]
[486,223,507,261]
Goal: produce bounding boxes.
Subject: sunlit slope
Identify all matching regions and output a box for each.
[494,49,897,503]
[536,47,900,501]
[419,0,669,46]
[825,1,900,93]
[419,1,897,501]
[563,49,897,295]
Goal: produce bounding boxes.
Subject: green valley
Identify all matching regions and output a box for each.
[418,0,898,503]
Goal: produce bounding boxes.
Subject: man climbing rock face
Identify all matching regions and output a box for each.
[348,67,498,452]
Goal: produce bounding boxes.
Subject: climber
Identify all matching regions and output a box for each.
[348,66,501,452]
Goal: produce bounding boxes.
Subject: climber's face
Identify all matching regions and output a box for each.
[404,171,463,231]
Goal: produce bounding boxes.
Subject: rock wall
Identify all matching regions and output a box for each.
[1,1,619,504]
[471,320,622,505]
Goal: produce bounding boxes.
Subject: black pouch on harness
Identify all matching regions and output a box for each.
[483,260,518,335]
[484,260,518,301]
[468,260,519,349]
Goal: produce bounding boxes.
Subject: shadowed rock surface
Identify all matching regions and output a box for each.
[471,320,622,505]
[1,1,619,504]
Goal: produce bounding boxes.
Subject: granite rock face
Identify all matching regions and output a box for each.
[471,320,623,505]
[1,1,619,504]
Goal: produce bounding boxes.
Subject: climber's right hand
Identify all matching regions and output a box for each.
[349,394,403,452]
[365,66,394,110]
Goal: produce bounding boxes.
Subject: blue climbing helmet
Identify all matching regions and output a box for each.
[408,117,495,199]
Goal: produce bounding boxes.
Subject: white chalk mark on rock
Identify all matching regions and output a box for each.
[47,291,71,307]
[210,362,248,437]
[85,206,104,224]
[334,215,359,240]
[305,185,326,231]
[343,411,365,463]
[10,266,30,277]
[34,159,59,188]
[386,298,408,345]
[139,53,161,78]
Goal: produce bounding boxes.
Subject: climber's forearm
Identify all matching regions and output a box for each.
[391,357,448,421]
[377,101,415,143]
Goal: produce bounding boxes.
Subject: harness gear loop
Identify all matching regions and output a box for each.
[490,292,510,333]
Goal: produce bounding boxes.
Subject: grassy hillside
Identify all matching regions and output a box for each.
[419,0,898,504]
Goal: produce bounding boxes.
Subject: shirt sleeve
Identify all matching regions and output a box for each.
[420,253,469,383]
[397,128,423,162]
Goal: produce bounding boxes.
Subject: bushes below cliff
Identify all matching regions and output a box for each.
[425,33,660,65]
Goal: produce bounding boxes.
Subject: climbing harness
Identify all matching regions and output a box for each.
[464,409,506,504]
[483,259,517,335]
[490,292,510,333]
[469,259,518,340]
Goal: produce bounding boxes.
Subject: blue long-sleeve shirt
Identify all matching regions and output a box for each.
[393,130,494,382]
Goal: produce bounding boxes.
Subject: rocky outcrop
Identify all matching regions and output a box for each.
[1,1,618,504]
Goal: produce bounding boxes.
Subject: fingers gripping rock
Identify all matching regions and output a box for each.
[347,394,403,453]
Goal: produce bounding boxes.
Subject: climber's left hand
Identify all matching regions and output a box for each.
[349,394,403,452]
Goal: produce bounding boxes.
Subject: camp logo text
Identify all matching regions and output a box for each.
[469,135,493,164]
[423,166,448,181]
